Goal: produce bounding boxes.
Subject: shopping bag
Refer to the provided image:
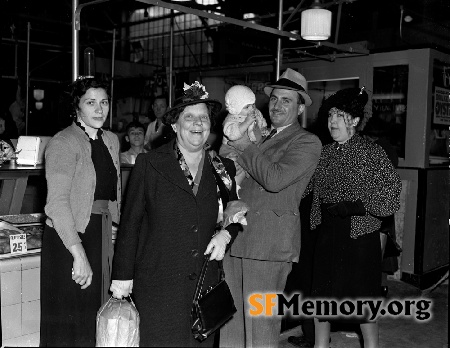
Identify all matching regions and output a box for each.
[96,296,140,347]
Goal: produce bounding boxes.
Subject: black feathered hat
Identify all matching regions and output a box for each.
[321,87,369,119]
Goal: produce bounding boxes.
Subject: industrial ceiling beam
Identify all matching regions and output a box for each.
[135,0,369,55]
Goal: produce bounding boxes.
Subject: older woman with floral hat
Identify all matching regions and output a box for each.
[305,87,402,348]
[110,81,246,347]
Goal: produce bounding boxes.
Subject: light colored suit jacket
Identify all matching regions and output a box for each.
[230,121,321,262]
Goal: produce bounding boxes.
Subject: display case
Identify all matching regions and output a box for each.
[0,214,45,255]
[0,214,45,347]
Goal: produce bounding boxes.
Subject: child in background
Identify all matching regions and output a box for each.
[120,121,148,164]
[219,85,268,184]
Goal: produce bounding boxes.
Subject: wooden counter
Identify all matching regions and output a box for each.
[0,162,45,215]
[0,162,134,215]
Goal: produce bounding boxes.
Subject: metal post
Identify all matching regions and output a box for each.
[275,0,283,80]
[14,37,18,79]
[169,10,174,107]
[25,22,31,136]
[72,0,79,81]
[110,28,116,129]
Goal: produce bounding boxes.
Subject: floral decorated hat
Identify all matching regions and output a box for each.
[163,81,222,125]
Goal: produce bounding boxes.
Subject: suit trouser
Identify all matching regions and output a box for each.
[220,253,292,348]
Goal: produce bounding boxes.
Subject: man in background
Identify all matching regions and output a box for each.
[144,95,171,150]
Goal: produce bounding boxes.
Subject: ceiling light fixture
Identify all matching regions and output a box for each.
[404,15,413,23]
[301,0,332,41]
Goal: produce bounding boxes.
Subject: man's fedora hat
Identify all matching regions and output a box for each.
[264,68,312,106]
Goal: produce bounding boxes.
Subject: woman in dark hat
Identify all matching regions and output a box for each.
[110,81,243,347]
[40,77,121,346]
[305,87,402,348]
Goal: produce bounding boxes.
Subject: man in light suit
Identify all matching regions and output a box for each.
[220,68,322,348]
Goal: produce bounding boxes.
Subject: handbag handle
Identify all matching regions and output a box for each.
[193,256,226,302]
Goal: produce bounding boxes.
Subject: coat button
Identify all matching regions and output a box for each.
[188,272,197,280]
[191,249,199,257]
[191,225,198,233]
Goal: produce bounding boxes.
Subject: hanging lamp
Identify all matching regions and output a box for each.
[301,0,332,41]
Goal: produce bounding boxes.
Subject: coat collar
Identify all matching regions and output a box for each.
[260,121,302,149]
[152,139,217,199]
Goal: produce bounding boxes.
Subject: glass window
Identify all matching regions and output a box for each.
[372,65,408,159]
[430,59,450,165]
[128,1,219,69]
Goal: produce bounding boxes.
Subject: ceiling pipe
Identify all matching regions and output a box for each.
[276,0,283,80]
[73,0,110,81]
[334,1,342,45]
[134,0,369,54]
[283,0,306,29]
[169,10,174,107]
[25,22,31,136]
[72,0,79,81]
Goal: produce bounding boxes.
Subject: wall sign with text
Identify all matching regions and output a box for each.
[433,87,450,125]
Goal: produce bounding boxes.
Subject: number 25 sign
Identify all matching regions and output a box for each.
[10,234,27,255]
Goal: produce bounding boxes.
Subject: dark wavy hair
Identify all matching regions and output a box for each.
[125,121,146,135]
[68,77,110,118]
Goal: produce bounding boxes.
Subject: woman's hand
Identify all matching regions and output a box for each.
[205,230,231,261]
[110,280,134,299]
[68,243,93,289]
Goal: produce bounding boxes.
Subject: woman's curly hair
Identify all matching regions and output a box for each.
[68,77,110,117]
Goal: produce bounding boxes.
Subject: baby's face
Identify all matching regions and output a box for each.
[239,103,255,116]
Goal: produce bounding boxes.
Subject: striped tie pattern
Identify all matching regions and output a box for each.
[262,128,277,143]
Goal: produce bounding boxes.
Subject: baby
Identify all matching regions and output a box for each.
[219,85,269,187]
[219,85,268,159]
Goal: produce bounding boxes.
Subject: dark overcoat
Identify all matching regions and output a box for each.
[112,140,239,347]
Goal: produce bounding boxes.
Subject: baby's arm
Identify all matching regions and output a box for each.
[255,109,269,136]
[237,112,257,136]
[223,115,248,141]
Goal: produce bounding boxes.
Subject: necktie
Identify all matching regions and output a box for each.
[262,129,277,143]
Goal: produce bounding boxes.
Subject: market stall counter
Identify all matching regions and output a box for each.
[0,162,45,215]
[0,213,45,347]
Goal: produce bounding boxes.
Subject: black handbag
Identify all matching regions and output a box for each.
[191,255,237,342]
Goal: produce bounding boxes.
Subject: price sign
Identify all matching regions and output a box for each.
[9,234,27,255]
